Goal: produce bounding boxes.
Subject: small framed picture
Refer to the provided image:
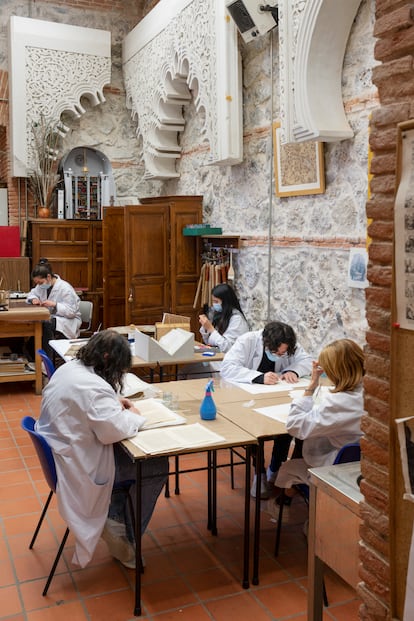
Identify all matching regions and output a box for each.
[273,121,325,197]
[348,248,369,289]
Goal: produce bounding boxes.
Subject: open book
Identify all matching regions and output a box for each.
[131,398,186,430]
[129,422,225,454]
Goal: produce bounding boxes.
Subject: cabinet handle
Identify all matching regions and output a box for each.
[128,288,133,303]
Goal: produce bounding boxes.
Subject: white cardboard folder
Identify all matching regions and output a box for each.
[133,327,194,362]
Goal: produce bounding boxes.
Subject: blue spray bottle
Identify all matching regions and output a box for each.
[200,379,217,420]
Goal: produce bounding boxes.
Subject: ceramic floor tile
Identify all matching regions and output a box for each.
[0,382,361,621]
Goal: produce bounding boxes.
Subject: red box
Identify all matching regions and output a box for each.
[0,226,20,257]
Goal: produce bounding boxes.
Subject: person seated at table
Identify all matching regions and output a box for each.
[199,283,249,352]
[36,329,168,569]
[274,338,364,500]
[26,257,81,358]
[180,283,249,379]
[220,320,312,498]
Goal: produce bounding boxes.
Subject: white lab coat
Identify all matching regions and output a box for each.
[220,329,312,383]
[276,384,363,487]
[199,309,249,353]
[27,275,81,339]
[36,360,145,567]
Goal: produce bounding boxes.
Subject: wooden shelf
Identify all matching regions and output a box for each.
[201,235,240,249]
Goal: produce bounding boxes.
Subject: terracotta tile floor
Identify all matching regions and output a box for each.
[0,383,361,620]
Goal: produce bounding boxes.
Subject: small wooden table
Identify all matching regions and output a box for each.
[0,306,49,394]
[307,462,362,621]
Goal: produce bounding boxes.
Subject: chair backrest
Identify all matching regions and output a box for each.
[79,300,93,333]
[36,348,56,379]
[333,441,361,465]
[21,416,57,493]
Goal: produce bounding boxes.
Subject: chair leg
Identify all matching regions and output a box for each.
[42,527,70,596]
[274,489,285,557]
[30,490,54,549]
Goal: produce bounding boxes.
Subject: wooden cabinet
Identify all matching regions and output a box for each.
[28,219,103,329]
[103,196,202,330]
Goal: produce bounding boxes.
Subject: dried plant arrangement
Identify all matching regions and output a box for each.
[27,115,64,216]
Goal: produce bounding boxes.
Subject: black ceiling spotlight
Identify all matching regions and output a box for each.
[226,0,279,43]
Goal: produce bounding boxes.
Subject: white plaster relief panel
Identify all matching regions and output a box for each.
[9,16,111,177]
[122,0,242,180]
[279,0,363,144]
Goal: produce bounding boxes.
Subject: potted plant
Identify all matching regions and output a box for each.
[27,115,63,218]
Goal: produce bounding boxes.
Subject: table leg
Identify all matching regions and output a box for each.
[307,484,324,621]
[174,455,180,494]
[134,459,142,616]
[211,450,217,536]
[243,445,251,589]
[34,323,43,394]
[252,439,264,585]
[207,450,212,531]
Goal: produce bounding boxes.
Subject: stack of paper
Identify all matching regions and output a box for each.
[129,422,225,454]
[227,378,309,394]
[132,398,186,430]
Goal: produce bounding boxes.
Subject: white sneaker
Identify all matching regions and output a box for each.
[250,473,269,499]
[101,518,136,569]
[266,466,278,484]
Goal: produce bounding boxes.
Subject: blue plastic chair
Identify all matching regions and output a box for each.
[36,348,56,380]
[21,416,139,594]
[21,416,69,596]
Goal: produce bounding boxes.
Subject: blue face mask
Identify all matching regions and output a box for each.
[212,303,222,313]
[265,348,287,362]
[39,283,51,290]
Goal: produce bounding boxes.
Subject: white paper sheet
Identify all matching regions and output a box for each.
[227,378,309,394]
[129,422,225,454]
[253,402,291,423]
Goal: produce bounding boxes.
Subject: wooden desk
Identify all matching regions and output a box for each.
[307,462,362,621]
[0,306,49,394]
[151,377,295,584]
[121,400,257,617]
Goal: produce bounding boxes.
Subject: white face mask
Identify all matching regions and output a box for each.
[39,283,51,290]
[212,303,222,313]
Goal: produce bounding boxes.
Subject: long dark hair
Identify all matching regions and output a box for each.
[31,257,54,279]
[76,329,131,392]
[211,283,246,335]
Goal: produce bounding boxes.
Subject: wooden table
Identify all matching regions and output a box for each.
[307,462,362,621]
[151,377,297,584]
[121,401,257,616]
[0,306,49,394]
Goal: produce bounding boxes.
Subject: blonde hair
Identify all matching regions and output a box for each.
[318,339,364,393]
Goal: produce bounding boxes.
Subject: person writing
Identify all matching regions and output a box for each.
[274,338,364,497]
[199,283,249,353]
[220,321,312,498]
[26,258,81,357]
[36,329,168,569]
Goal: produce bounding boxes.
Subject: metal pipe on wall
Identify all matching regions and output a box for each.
[266,30,275,321]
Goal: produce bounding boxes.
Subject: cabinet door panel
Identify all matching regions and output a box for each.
[103,208,126,328]
[125,206,169,325]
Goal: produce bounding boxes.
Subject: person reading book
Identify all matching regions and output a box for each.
[36,329,168,569]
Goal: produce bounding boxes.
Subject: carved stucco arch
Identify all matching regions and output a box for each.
[279,0,363,143]
[123,0,242,180]
[9,16,111,177]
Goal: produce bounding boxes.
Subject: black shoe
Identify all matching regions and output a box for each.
[275,493,292,506]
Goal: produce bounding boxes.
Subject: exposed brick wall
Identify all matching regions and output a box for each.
[359,1,414,619]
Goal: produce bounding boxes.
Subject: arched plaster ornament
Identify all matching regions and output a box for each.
[122,0,243,180]
[9,16,111,177]
[279,0,363,143]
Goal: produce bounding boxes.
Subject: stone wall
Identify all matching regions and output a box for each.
[162,0,377,357]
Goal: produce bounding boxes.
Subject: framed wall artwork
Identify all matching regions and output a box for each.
[273,121,325,197]
[395,120,414,330]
